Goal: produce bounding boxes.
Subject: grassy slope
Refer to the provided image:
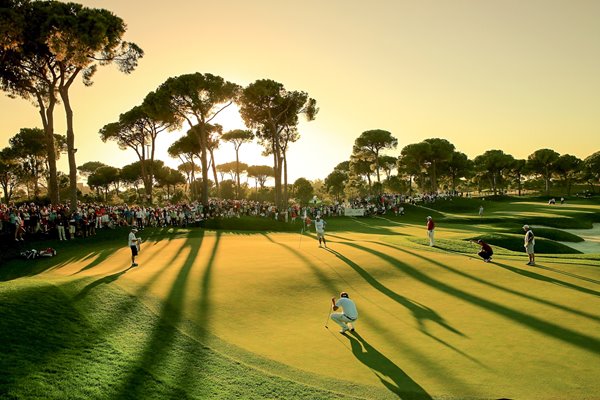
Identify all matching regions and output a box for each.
[0,277,359,400]
[1,196,599,400]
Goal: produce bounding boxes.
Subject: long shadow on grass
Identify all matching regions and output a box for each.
[73,265,136,301]
[346,332,433,400]
[493,262,600,298]
[264,234,483,391]
[380,242,600,323]
[72,247,121,274]
[325,248,462,335]
[533,264,600,285]
[340,241,600,355]
[112,231,209,399]
[170,231,221,395]
[323,248,488,368]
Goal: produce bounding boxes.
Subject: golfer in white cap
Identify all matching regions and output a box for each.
[128,227,140,267]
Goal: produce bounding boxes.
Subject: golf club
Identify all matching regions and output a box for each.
[324,300,332,329]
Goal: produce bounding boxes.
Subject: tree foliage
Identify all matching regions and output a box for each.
[239,79,317,207]
[354,129,398,183]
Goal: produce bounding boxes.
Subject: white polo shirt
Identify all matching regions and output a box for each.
[128,232,138,247]
[335,297,358,320]
[315,219,326,233]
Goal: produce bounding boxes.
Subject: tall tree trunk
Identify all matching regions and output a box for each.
[38,93,59,204]
[59,86,78,211]
[272,141,281,208]
[197,125,209,206]
[430,161,437,193]
[375,149,381,183]
[235,147,241,199]
[210,148,219,196]
[283,152,288,206]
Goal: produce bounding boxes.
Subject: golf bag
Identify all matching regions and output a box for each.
[39,248,57,257]
[20,249,38,259]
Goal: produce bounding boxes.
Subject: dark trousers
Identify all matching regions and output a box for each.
[478,250,493,260]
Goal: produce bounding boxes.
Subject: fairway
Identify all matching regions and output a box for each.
[2,205,600,399]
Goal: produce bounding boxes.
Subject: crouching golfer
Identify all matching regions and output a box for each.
[472,239,493,262]
[331,292,358,334]
[128,228,140,267]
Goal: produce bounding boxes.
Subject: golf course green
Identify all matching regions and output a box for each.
[1,198,599,399]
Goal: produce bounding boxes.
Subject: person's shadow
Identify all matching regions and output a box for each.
[346,331,433,399]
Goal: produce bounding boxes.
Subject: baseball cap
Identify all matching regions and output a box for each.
[523,225,529,230]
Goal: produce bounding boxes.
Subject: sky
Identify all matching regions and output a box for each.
[1,0,599,183]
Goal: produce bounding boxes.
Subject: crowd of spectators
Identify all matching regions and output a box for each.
[0,192,461,244]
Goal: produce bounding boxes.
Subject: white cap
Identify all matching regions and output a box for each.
[523,225,529,230]
[427,216,432,220]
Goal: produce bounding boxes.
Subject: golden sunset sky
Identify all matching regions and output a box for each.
[1,0,599,182]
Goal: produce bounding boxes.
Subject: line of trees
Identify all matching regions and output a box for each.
[324,132,600,201]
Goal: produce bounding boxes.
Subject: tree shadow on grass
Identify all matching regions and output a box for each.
[72,247,121,274]
[73,264,136,301]
[380,242,600,323]
[263,233,475,393]
[169,231,221,395]
[492,262,600,298]
[112,231,209,399]
[346,331,433,400]
[340,241,600,355]
[533,264,600,285]
[325,247,489,368]
[326,248,463,335]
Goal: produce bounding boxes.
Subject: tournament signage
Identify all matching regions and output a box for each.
[344,208,365,217]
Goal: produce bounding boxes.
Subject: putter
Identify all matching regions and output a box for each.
[325,302,331,329]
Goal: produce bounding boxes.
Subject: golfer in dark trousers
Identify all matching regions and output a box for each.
[472,239,493,262]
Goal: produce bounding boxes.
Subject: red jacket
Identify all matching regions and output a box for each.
[427,219,435,231]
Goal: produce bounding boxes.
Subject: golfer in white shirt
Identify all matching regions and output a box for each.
[331,292,358,334]
[315,216,327,248]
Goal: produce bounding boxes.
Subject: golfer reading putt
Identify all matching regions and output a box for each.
[471,239,493,262]
[330,292,358,334]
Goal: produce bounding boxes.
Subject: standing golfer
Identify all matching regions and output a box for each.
[331,292,358,334]
[128,228,140,267]
[426,216,435,246]
[315,215,327,248]
[523,225,535,266]
[472,239,493,262]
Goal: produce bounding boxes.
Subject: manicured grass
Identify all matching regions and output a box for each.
[1,196,599,399]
